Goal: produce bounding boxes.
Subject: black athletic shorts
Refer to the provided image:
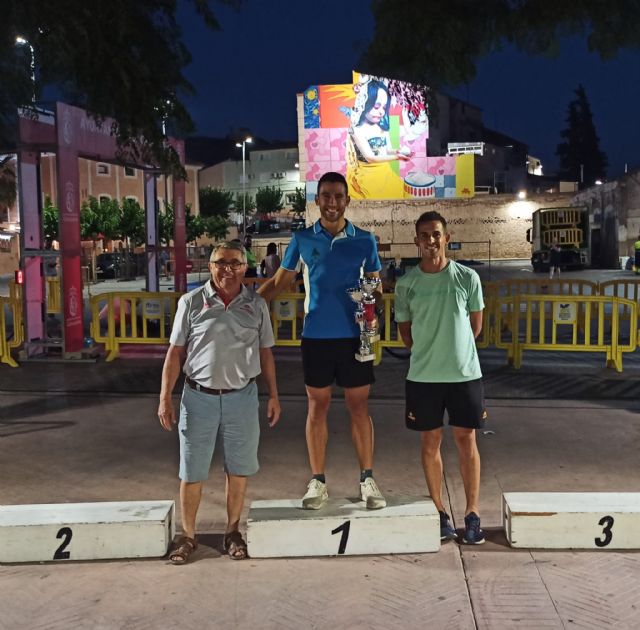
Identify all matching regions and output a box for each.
[405,378,487,431]
[301,337,375,389]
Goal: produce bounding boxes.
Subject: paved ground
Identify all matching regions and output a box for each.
[2,261,640,628]
[2,351,640,629]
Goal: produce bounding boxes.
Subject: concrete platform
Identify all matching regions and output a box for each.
[2,389,640,628]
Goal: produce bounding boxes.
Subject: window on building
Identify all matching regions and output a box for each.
[96,163,110,176]
[99,195,111,203]
[125,195,138,203]
[124,166,136,177]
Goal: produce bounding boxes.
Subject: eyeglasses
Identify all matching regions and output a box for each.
[212,260,245,270]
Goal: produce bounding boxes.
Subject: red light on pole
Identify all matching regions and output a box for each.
[14,269,24,284]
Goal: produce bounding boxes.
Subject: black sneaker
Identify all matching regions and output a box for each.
[439,511,458,540]
[463,511,486,545]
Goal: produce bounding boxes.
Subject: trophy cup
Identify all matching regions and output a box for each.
[347,277,381,362]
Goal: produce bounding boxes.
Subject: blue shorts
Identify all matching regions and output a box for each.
[178,381,260,482]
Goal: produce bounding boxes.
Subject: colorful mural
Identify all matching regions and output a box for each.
[303,72,474,200]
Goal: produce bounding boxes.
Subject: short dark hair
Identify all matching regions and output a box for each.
[415,210,447,234]
[317,171,349,196]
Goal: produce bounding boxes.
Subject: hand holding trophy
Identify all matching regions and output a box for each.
[347,277,381,362]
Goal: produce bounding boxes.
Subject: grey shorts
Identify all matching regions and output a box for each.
[178,381,260,482]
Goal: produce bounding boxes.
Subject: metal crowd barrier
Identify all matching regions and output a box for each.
[0,293,23,367]
[9,278,61,315]
[598,279,640,347]
[494,294,637,372]
[4,277,640,371]
[89,292,182,362]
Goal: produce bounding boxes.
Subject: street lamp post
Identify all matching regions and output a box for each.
[15,36,36,103]
[235,137,252,237]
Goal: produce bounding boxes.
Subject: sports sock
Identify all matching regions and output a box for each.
[360,469,373,483]
[312,473,326,484]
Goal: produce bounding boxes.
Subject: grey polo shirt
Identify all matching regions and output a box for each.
[170,281,275,390]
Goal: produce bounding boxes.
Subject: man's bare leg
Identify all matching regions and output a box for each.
[452,427,481,516]
[420,429,445,513]
[225,474,247,534]
[179,480,202,539]
[344,385,373,469]
[224,474,248,559]
[305,385,332,474]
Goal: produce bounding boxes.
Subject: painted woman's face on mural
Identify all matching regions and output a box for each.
[364,88,388,125]
[315,181,350,229]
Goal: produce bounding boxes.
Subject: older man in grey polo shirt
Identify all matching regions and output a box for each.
[158,240,280,563]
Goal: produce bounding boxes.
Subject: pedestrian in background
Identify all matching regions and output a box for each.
[261,242,281,279]
[549,243,562,280]
[243,235,258,277]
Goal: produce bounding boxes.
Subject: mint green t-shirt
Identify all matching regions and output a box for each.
[394,260,484,383]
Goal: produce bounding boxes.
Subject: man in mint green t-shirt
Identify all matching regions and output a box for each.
[394,210,486,545]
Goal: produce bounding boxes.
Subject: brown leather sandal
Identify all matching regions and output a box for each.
[169,536,197,565]
[223,530,248,560]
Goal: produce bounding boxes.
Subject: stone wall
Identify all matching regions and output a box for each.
[307,192,574,261]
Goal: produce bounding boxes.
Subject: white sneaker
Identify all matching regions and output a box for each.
[360,477,387,509]
[302,479,328,510]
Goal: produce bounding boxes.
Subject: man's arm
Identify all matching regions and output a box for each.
[158,344,186,431]
[398,321,413,350]
[257,266,298,302]
[470,310,483,339]
[259,347,281,427]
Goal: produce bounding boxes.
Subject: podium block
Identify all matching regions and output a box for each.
[503,492,640,549]
[247,496,439,558]
[0,500,175,563]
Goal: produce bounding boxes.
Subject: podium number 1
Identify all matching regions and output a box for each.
[331,521,351,555]
[54,527,73,559]
[594,515,614,548]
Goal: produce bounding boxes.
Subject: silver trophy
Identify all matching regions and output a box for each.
[347,277,381,362]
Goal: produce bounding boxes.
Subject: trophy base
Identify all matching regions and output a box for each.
[355,352,376,362]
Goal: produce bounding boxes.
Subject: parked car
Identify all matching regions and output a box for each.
[246,219,280,234]
[96,253,122,279]
[291,217,306,231]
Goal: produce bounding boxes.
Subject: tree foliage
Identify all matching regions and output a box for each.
[0,158,17,210]
[160,203,228,244]
[159,202,175,246]
[361,1,640,89]
[119,198,146,247]
[1,0,241,174]
[199,186,234,219]
[255,186,283,216]
[80,196,122,241]
[203,215,229,241]
[556,84,608,186]
[234,192,255,215]
[290,187,307,216]
[43,196,58,243]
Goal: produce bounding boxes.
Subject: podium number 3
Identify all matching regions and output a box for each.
[594,515,614,548]
[331,521,351,555]
[54,527,73,559]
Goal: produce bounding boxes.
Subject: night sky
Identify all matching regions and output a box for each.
[178,0,640,179]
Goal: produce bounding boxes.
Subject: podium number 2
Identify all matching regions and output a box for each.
[331,521,351,555]
[594,515,614,548]
[54,527,73,559]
